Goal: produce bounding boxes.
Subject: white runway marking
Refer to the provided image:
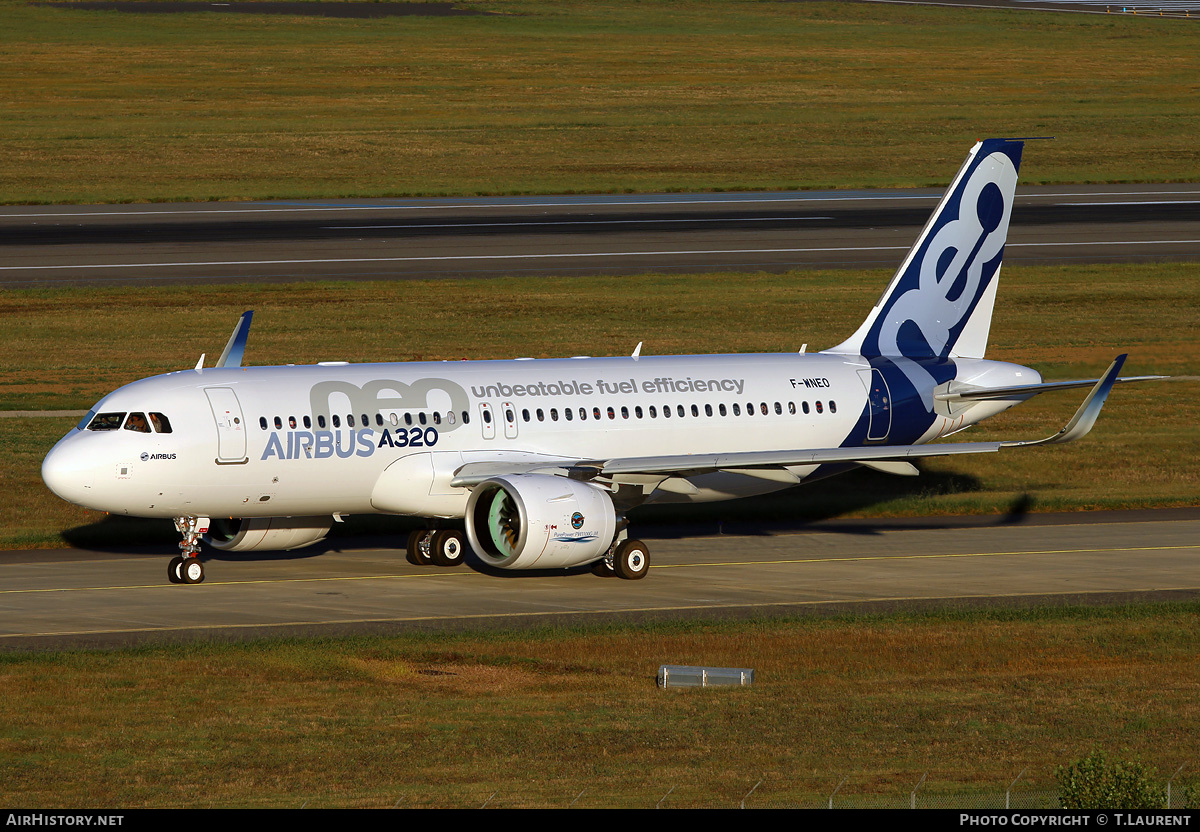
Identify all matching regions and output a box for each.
[327,217,833,231]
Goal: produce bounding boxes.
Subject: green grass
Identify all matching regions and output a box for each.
[2,0,1199,203]
[2,605,1198,807]
[3,262,1197,549]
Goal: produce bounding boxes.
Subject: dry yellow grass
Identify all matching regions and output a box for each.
[2,1,1199,203]
[2,609,1197,807]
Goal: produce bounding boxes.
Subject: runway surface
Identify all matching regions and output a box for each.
[2,184,1199,287]
[3,509,1197,650]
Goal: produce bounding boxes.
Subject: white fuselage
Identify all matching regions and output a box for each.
[42,350,1032,522]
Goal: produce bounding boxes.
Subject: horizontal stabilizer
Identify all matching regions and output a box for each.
[937,369,1165,402]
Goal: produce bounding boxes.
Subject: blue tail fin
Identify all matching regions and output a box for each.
[827,138,1024,361]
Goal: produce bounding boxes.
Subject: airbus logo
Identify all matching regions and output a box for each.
[140,452,176,461]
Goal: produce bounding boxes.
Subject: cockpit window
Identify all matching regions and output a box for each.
[77,410,96,431]
[124,412,151,433]
[149,412,172,433]
[87,412,126,431]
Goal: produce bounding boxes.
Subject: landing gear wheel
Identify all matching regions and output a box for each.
[406,529,433,565]
[430,529,467,567]
[590,559,615,577]
[180,558,205,584]
[168,556,184,584]
[613,539,649,580]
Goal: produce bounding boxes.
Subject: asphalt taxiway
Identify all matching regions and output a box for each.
[3,509,1197,650]
[2,184,1198,287]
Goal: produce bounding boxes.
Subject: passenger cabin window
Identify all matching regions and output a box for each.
[259,417,268,430]
[124,412,151,433]
[830,401,837,413]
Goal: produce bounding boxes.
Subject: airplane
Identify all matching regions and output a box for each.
[41,138,1163,585]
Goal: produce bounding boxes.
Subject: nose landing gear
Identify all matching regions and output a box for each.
[169,516,209,584]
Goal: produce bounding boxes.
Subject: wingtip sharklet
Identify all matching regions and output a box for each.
[1003,354,1127,448]
[215,310,254,369]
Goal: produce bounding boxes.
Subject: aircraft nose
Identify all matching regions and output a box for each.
[42,439,97,507]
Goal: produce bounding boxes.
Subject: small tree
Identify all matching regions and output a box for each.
[1056,750,1167,810]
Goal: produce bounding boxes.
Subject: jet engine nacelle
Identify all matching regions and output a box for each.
[465,474,617,570]
[204,516,332,552]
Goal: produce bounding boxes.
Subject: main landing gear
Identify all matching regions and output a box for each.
[406,528,468,568]
[590,536,650,580]
[169,515,208,584]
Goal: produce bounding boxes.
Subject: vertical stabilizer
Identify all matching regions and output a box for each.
[826,139,1023,360]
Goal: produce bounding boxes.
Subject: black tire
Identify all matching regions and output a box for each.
[406,529,433,565]
[613,539,650,580]
[590,559,615,577]
[430,529,467,567]
[168,556,184,584]
[180,558,205,584]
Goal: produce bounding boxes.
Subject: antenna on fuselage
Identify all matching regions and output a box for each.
[632,341,643,360]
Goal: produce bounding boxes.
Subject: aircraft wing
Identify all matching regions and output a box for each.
[452,355,1130,488]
